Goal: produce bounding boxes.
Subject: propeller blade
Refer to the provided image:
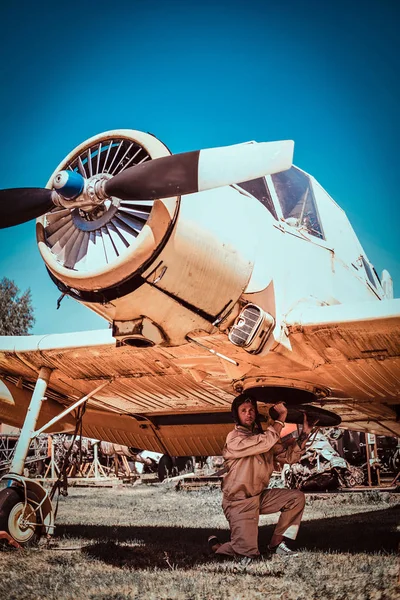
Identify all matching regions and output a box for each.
[104,140,294,200]
[104,150,200,200]
[0,140,294,228]
[0,188,54,229]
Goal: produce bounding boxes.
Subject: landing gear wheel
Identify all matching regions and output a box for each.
[0,487,42,548]
[158,455,173,482]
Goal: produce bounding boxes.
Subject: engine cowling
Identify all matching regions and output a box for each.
[36,130,274,346]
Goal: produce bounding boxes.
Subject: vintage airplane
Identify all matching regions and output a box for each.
[0,128,399,547]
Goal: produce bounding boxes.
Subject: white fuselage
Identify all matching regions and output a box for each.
[73,173,383,348]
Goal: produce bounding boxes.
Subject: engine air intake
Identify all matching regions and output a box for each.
[36,130,179,295]
[228,304,274,354]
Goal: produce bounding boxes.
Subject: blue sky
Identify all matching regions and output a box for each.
[0,0,398,334]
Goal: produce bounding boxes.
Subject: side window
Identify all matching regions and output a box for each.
[237,177,278,220]
[361,256,377,288]
[271,167,325,239]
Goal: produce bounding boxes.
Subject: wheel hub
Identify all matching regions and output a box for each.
[8,502,37,543]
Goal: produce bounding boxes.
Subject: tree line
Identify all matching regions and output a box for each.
[0,277,35,335]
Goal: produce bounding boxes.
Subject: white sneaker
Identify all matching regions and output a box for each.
[273,541,299,558]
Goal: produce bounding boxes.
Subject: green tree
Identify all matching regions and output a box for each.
[0,277,35,335]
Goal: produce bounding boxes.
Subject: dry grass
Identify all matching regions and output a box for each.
[0,483,398,600]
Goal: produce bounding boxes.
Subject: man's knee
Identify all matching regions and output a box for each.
[285,489,305,510]
[230,516,260,557]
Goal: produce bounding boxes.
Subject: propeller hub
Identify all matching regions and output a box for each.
[53,170,84,199]
[52,171,112,212]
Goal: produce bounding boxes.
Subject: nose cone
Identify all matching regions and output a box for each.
[52,170,84,199]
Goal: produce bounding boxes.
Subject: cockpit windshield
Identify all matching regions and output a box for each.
[238,177,278,220]
[271,167,324,239]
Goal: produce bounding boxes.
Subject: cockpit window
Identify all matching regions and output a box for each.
[271,167,325,239]
[361,256,377,288]
[237,177,278,220]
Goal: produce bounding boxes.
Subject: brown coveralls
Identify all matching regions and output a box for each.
[215,425,306,558]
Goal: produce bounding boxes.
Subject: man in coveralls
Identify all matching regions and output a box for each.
[208,393,313,560]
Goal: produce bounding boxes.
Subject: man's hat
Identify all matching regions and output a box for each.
[231,393,258,423]
[231,393,263,432]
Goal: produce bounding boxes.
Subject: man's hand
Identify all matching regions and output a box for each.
[296,412,319,448]
[302,412,318,435]
[273,402,288,422]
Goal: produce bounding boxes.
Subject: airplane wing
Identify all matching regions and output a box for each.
[0,299,399,459]
[0,329,238,456]
[283,298,400,437]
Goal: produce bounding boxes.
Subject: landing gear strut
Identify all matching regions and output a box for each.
[0,367,54,548]
[0,370,110,548]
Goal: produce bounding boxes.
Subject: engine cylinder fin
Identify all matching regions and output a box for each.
[115,209,146,229]
[117,145,146,173]
[45,208,71,225]
[46,216,74,246]
[121,199,154,204]
[104,223,120,258]
[110,217,138,245]
[101,140,113,173]
[95,142,102,173]
[110,142,136,175]
[87,147,93,177]
[83,231,96,272]
[117,206,149,223]
[120,200,154,210]
[118,208,151,221]
[114,213,143,235]
[101,225,118,264]
[107,140,124,175]
[49,221,77,260]
[45,213,73,237]
[84,230,106,271]
[72,231,91,270]
[119,204,153,219]
[62,227,86,268]
[136,154,150,165]
[106,220,130,252]
[77,155,87,178]
[77,231,92,272]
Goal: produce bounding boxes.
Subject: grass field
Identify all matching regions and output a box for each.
[0,483,398,600]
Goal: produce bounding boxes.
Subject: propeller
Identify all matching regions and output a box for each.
[0,140,293,229]
[0,188,54,228]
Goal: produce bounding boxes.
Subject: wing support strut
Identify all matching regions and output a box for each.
[8,377,111,477]
[32,381,111,439]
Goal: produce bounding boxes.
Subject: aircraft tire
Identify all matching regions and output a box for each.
[0,487,42,548]
[158,455,173,482]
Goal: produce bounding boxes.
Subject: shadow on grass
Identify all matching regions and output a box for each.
[55,505,399,569]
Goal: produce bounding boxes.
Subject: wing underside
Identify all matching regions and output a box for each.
[0,299,399,455]
[284,298,400,437]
